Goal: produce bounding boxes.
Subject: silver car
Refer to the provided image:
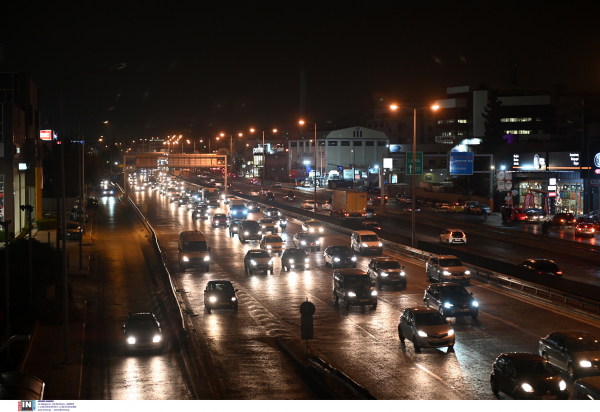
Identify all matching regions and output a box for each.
[258,218,278,234]
[539,330,600,380]
[398,307,455,351]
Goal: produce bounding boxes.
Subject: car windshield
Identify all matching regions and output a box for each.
[128,317,158,330]
[566,336,600,352]
[415,312,448,326]
[439,285,470,297]
[439,259,463,267]
[515,360,556,376]
[344,276,371,286]
[247,202,257,207]
[330,246,351,255]
[249,251,270,259]
[266,237,283,243]
[534,261,559,272]
[286,250,306,258]
[67,223,80,230]
[361,235,379,242]
[267,209,277,213]
[214,214,226,219]
[183,241,207,251]
[378,261,401,270]
[242,221,260,229]
[451,232,464,238]
[261,219,274,224]
[209,282,234,292]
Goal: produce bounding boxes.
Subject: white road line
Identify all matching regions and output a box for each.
[416,364,444,382]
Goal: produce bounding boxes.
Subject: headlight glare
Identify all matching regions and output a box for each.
[521,383,534,392]
[559,380,567,391]
[448,329,454,336]
[127,337,136,344]
[347,292,356,297]
[580,360,592,368]
[351,256,357,261]
[209,296,217,302]
[378,242,383,247]
[444,302,453,308]
[371,290,377,296]
[289,259,294,263]
[231,297,237,301]
[244,231,249,235]
[443,271,451,276]
[203,256,210,261]
[472,300,479,307]
[305,258,309,263]
[251,260,257,265]
[183,256,189,262]
[380,272,388,277]
[417,330,427,338]
[153,335,162,343]
[334,257,340,262]
[465,270,471,275]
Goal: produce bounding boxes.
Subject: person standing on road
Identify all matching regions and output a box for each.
[481,207,488,220]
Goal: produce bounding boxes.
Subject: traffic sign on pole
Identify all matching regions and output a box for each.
[406,152,423,175]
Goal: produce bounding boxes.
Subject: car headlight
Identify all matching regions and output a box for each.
[127,337,136,344]
[362,243,368,247]
[258,231,262,234]
[266,245,271,249]
[444,302,453,308]
[371,290,377,296]
[448,329,454,336]
[378,242,383,247]
[233,227,238,231]
[334,257,340,262]
[305,258,309,263]
[244,231,249,235]
[153,335,162,343]
[417,330,427,338]
[580,360,592,368]
[319,228,324,232]
[251,260,257,265]
[347,292,356,297]
[559,380,567,391]
[301,241,306,245]
[351,256,357,261]
[464,270,471,275]
[204,256,210,261]
[183,256,189,262]
[521,383,534,393]
[262,225,266,228]
[380,272,388,277]
[231,297,237,302]
[400,271,406,276]
[268,259,274,265]
[210,296,217,303]
[309,228,314,232]
[472,300,479,307]
[443,270,451,276]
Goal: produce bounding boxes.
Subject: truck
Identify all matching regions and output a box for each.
[228,199,248,218]
[330,190,367,220]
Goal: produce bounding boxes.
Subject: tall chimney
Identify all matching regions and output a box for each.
[300,59,307,120]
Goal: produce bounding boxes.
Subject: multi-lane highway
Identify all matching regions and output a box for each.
[124,176,600,399]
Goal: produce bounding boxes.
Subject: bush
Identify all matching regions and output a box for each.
[36,219,58,231]
[0,230,15,242]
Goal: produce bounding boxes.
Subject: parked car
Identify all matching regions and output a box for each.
[259,235,285,256]
[367,257,406,289]
[520,259,562,277]
[572,376,600,400]
[470,204,491,215]
[490,353,568,399]
[243,249,274,274]
[538,330,600,380]
[281,247,309,272]
[203,280,238,313]
[66,221,83,241]
[293,232,321,251]
[122,312,164,354]
[439,229,467,245]
[423,282,479,319]
[332,269,377,309]
[323,245,356,268]
[87,198,99,209]
[398,308,455,351]
[426,255,471,283]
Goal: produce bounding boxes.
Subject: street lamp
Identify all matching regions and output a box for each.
[299,120,318,218]
[390,104,439,248]
[250,128,277,185]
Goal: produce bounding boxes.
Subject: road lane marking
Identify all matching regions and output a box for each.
[416,363,444,382]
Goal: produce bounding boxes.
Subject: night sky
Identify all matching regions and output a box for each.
[4,2,600,144]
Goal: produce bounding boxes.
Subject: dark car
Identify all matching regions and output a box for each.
[367,257,406,289]
[520,259,562,277]
[281,248,309,272]
[87,198,99,210]
[490,353,568,399]
[549,212,576,227]
[243,249,274,274]
[525,207,547,218]
[205,195,220,208]
[192,205,209,220]
[538,330,600,380]
[323,245,357,268]
[265,192,275,201]
[122,312,164,354]
[283,191,296,202]
[333,269,377,309]
[178,196,190,207]
[244,201,260,212]
[203,280,239,313]
[263,207,281,219]
[423,282,479,319]
[229,219,242,237]
[293,232,321,251]
[239,220,262,243]
[577,216,600,231]
[65,221,82,241]
[211,213,229,228]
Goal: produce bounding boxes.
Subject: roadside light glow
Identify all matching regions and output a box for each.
[231,297,237,301]
[127,337,136,344]
[580,360,592,367]
[299,120,305,125]
[289,259,294,263]
[209,296,217,302]
[417,330,427,338]
[183,256,189,262]
[400,271,406,276]
[390,105,398,110]
[305,258,309,263]
[521,383,534,393]
[431,105,440,110]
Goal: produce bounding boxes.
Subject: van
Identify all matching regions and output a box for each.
[351,230,383,256]
[572,376,600,400]
[178,231,211,272]
[333,269,377,309]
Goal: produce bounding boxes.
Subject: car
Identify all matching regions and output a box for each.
[272,182,282,188]
[321,201,332,211]
[524,209,542,223]
[239,220,262,243]
[549,212,577,227]
[281,248,309,271]
[423,282,479,319]
[361,221,381,230]
[204,195,220,207]
[463,200,479,212]
[301,220,325,234]
[367,257,406,289]
[365,208,376,218]
[470,204,491,215]
[169,194,181,203]
[426,199,440,207]
[490,353,568,399]
[395,194,407,203]
[501,207,527,222]
[577,216,600,231]
[250,190,260,196]
[323,245,356,268]
[178,196,190,207]
[259,235,285,256]
[572,376,600,399]
[66,221,83,241]
[186,200,199,210]
[223,195,236,204]
[258,218,278,234]
[520,259,562,276]
[439,202,452,211]
[87,198,99,210]
[283,191,296,202]
[244,249,274,274]
[244,201,260,212]
[575,222,595,237]
[122,312,164,354]
[264,192,275,201]
[525,207,547,218]
[293,232,321,251]
[263,207,282,219]
[333,269,377,309]
[426,255,471,283]
[538,330,600,380]
[102,187,115,196]
[301,200,317,210]
[211,213,229,228]
[250,178,258,184]
[398,308,455,351]
[439,229,467,245]
[192,205,210,220]
[229,219,242,237]
[203,280,239,313]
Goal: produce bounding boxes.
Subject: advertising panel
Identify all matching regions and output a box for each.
[548,152,580,170]
[40,130,53,141]
[511,153,547,171]
[383,158,393,169]
[389,144,402,153]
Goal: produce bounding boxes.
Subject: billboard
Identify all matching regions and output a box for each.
[512,152,547,171]
[449,152,473,175]
[548,152,580,170]
[40,130,54,141]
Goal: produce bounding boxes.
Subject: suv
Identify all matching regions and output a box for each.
[351,230,383,255]
[423,282,479,319]
[244,249,274,274]
[281,248,309,272]
[239,220,262,243]
[122,312,164,354]
[333,269,377,309]
[178,231,211,271]
[203,280,239,313]
[265,192,275,201]
[283,191,296,202]
[426,255,471,283]
[367,257,406,289]
[550,213,577,227]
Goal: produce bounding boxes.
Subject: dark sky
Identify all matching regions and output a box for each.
[4,1,600,143]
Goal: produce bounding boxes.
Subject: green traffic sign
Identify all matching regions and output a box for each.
[406,152,423,175]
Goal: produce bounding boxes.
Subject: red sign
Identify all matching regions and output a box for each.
[595,169,600,174]
[40,130,52,140]
[289,170,297,179]
[548,192,556,197]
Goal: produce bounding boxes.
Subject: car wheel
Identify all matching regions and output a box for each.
[398,327,405,343]
[568,363,577,380]
[490,375,500,395]
[412,336,421,352]
[372,301,377,309]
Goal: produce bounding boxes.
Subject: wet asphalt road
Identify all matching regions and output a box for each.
[129,182,600,399]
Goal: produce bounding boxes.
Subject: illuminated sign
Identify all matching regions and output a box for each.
[548,192,556,197]
[595,153,600,168]
[40,130,53,141]
[19,163,28,170]
[548,152,584,170]
[383,158,393,169]
[512,153,547,171]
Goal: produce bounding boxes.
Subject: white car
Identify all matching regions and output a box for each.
[301,200,317,210]
[250,190,260,196]
[439,229,467,245]
[272,182,282,188]
[321,202,332,211]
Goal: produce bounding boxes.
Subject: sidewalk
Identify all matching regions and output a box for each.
[18,220,92,399]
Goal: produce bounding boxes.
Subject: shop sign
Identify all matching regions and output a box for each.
[389,144,402,153]
[498,181,505,190]
[40,130,53,141]
[548,185,556,191]
[496,171,505,181]
[511,190,518,196]
[512,153,547,171]
[595,169,600,175]
[505,172,512,181]
[548,152,580,170]
[505,181,513,190]
[548,192,556,197]
[594,153,600,168]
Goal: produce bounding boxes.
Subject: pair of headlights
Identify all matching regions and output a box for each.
[347,291,377,297]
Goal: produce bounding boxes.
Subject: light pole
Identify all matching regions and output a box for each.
[299,120,318,219]
[250,128,277,185]
[390,104,439,248]
[1,219,11,351]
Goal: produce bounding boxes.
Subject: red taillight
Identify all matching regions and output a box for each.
[538,271,542,274]
[556,271,563,275]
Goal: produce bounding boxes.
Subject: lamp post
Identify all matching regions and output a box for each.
[299,120,318,219]
[390,104,439,248]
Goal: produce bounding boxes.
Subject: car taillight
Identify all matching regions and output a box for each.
[556,271,562,275]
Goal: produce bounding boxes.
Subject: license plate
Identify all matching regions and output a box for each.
[542,396,557,400]
[220,303,230,306]
[392,279,400,282]
[360,299,369,302]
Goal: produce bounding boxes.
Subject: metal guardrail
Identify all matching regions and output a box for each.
[308,357,376,400]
